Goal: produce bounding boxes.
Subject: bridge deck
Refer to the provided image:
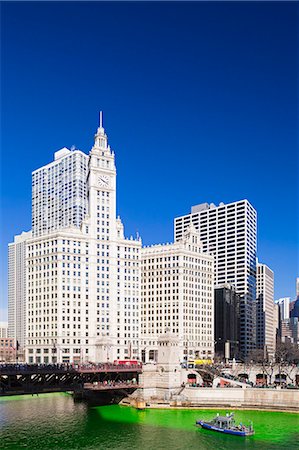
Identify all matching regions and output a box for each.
[0,364,142,396]
[0,364,142,376]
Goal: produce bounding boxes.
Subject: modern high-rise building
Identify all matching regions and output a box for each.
[275,297,290,321]
[174,200,257,356]
[214,284,240,360]
[25,115,141,363]
[8,231,32,348]
[32,148,89,237]
[256,262,275,359]
[281,318,299,344]
[291,297,299,318]
[141,226,214,363]
[296,277,299,298]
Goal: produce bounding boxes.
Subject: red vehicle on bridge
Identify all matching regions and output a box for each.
[114,360,141,366]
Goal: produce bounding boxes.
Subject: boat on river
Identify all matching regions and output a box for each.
[196,413,254,437]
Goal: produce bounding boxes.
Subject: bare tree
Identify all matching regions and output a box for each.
[275,340,299,364]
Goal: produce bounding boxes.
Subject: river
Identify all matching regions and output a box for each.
[0,393,298,449]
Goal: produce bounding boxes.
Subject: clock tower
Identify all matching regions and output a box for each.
[87,112,117,240]
[25,113,142,364]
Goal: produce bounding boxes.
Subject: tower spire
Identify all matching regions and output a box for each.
[91,111,110,153]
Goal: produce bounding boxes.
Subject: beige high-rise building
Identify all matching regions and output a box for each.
[141,226,214,363]
[256,262,275,359]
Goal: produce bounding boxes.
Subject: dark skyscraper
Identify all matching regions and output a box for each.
[214,284,240,359]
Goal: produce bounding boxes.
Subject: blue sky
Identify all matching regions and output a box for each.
[1,1,298,320]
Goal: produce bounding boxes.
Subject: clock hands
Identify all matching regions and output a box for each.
[98,176,109,186]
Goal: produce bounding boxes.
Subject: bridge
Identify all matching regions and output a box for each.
[0,363,142,402]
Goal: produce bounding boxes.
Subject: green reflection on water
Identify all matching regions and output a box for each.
[0,393,298,449]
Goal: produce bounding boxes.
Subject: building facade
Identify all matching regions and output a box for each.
[291,298,299,318]
[256,262,275,359]
[0,337,16,363]
[0,322,8,338]
[8,231,32,348]
[174,200,257,356]
[25,116,141,364]
[273,303,279,350]
[32,148,89,238]
[214,284,240,360]
[281,318,299,344]
[141,227,214,363]
[275,297,290,322]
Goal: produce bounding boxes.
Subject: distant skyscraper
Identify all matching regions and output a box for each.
[25,115,141,363]
[273,303,279,350]
[8,231,31,348]
[174,200,257,356]
[281,318,299,345]
[296,277,299,298]
[275,297,290,321]
[214,284,240,359]
[256,262,275,358]
[32,147,89,237]
[291,297,299,318]
[141,227,214,363]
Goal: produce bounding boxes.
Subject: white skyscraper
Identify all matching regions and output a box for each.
[32,148,89,237]
[8,231,32,348]
[141,226,214,362]
[275,297,290,321]
[174,200,257,356]
[256,262,275,358]
[25,115,141,364]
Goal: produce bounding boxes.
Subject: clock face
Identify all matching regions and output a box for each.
[98,175,109,187]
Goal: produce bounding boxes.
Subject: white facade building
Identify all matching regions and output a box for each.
[275,297,290,321]
[296,277,299,298]
[256,262,275,358]
[26,116,141,364]
[8,231,32,348]
[32,148,89,237]
[0,322,8,338]
[174,200,257,356]
[141,226,214,363]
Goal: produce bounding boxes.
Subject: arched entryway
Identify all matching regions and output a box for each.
[275,373,287,385]
[187,374,197,385]
[238,373,249,382]
[256,373,267,385]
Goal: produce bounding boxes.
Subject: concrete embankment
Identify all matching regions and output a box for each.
[124,387,299,412]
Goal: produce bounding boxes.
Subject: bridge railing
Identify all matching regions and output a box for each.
[0,363,143,375]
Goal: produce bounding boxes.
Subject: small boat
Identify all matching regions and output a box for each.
[196,413,254,437]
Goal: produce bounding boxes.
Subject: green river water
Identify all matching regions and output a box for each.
[0,393,298,449]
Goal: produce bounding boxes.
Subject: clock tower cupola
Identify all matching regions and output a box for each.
[92,111,110,153]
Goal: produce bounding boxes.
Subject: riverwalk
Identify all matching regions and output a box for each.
[125,386,299,412]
